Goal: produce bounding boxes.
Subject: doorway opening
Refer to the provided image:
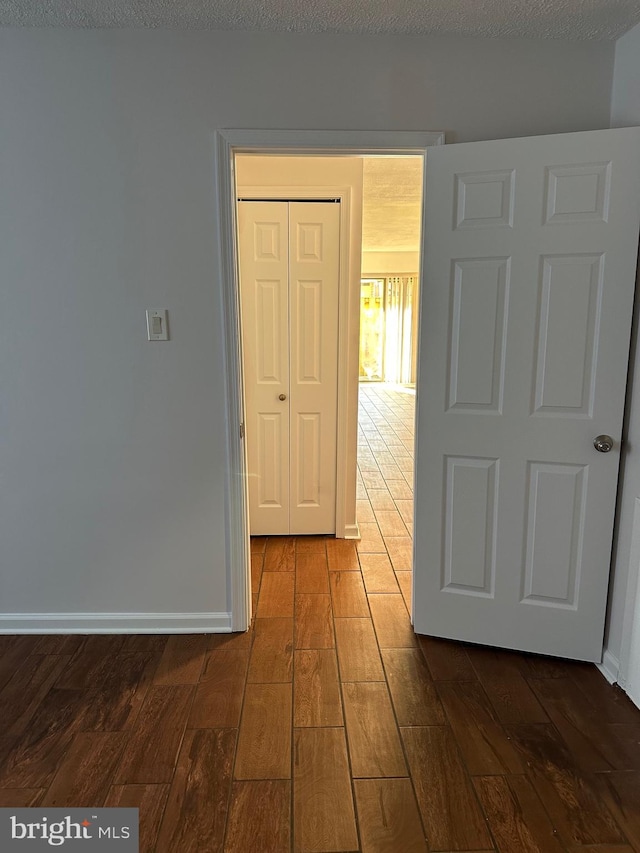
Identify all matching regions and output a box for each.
[234,155,422,539]
[233,150,424,617]
[213,129,442,629]
[233,150,424,619]
[234,154,360,547]
[355,155,423,612]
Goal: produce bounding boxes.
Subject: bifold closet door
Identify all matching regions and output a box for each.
[238,200,340,535]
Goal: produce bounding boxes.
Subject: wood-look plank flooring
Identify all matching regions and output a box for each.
[1,384,640,850]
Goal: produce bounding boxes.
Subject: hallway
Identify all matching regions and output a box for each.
[355,382,416,610]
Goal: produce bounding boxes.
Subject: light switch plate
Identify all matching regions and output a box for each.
[146,309,169,341]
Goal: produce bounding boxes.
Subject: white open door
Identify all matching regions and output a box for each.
[413,127,640,661]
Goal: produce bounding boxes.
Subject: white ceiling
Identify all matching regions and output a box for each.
[1,0,639,39]
[362,158,423,254]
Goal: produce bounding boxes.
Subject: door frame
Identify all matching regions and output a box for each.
[212,129,444,630]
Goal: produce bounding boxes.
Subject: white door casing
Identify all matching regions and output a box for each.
[238,200,340,535]
[414,127,640,661]
[214,131,444,631]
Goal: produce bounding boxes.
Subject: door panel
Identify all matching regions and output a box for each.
[522,461,586,606]
[296,412,321,505]
[533,253,603,415]
[256,413,286,509]
[414,128,640,661]
[448,257,510,412]
[443,456,498,596]
[238,202,290,535]
[289,202,340,534]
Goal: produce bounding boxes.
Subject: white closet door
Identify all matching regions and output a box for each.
[238,201,290,535]
[413,127,640,661]
[238,201,340,535]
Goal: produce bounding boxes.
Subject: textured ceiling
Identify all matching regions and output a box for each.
[362,157,423,253]
[1,0,639,39]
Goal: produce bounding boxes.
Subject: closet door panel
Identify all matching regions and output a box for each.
[238,201,291,535]
[289,203,340,534]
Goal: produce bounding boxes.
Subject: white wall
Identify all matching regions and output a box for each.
[608,22,640,697]
[361,251,421,276]
[0,28,614,630]
[611,23,640,128]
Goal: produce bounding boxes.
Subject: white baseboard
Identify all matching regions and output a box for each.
[627,684,640,710]
[0,612,232,634]
[343,523,361,540]
[597,648,620,684]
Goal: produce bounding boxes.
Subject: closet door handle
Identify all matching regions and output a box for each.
[279,394,287,401]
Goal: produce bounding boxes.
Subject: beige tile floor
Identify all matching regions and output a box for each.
[356,383,415,611]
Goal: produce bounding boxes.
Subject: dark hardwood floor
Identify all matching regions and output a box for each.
[1,386,639,851]
[1,536,639,851]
